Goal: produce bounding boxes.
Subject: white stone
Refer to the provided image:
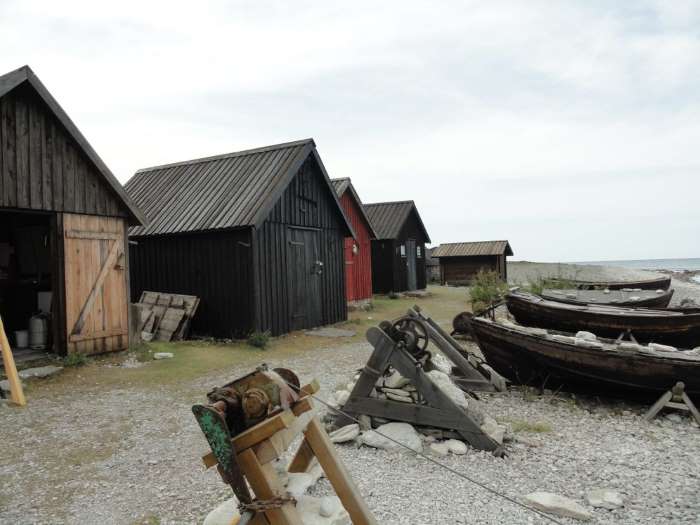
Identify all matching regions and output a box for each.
[630,296,641,301]
[548,334,576,344]
[384,370,410,389]
[18,365,63,379]
[575,338,603,349]
[575,331,597,341]
[319,496,338,517]
[524,491,592,521]
[480,416,506,444]
[618,342,643,351]
[385,392,413,403]
[329,424,360,443]
[446,439,468,455]
[360,422,422,453]
[426,370,469,411]
[153,352,174,360]
[430,353,453,374]
[0,379,25,392]
[285,463,324,498]
[585,489,624,510]
[381,387,411,397]
[334,390,350,406]
[429,442,449,456]
[203,497,239,525]
[345,382,355,392]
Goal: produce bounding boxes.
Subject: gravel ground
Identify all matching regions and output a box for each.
[2,264,699,524]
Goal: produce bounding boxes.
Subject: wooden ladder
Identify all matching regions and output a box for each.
[0,315,26,406]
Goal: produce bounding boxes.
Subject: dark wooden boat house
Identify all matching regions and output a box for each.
[364,200,431,293]
[0,66,144,357]
[331,178,377,305]
[432,240,513,285]
[126,139,355,338]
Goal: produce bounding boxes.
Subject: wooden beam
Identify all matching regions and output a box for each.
[288,437,315,473]
[304,416,378,525]
[65,230,119,240]
[0,315,26,406]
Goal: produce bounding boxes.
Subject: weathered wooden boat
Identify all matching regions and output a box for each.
[548,275,671,291]
[506,291,700,347]
[468,316,700,399]
[540,288,674,308]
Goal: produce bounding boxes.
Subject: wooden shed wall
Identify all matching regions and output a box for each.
[254,155,347,335]
[439,254,504,284]
[338,191,373,302]
[370,240,395,294]
[129,229,254,338]
[396,210,427,291]
[0,84,127,217]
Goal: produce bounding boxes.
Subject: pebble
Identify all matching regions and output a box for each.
[329,424,360,443]
[429,442,449,457]
[524,491,592,521]
[445,439,468,455]
[153,352,174,360]
[586,488,624,510]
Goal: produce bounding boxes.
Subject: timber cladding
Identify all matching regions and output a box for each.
[63,213,129,354]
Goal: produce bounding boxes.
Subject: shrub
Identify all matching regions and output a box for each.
[469,269,509,316]
[63,352,88,367]
[247,331,270,349]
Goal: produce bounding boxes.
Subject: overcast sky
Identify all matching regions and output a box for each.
[1,1,698,261]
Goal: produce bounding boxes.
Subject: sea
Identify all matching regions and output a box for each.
[576,258,700,284]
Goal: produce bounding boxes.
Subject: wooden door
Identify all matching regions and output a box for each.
[63,213,128,354]
[288,227,322,330]
[406,239,417,291]
[344,238,355,302]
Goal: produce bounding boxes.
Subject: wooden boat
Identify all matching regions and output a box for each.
[506,291,700,348]
[548,275,671,291]
[540,288,674,308]
[468,316,700,399]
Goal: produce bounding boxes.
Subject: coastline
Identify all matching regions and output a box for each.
[508,261,700,306]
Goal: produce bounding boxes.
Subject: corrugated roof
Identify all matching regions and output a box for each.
[330,178,377,239]
[0,65,145,225]
[363,200,431,243]
[431,240,514,258]
[126,139,355,238]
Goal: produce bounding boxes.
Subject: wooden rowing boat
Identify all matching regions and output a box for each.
[548,275,671,291]
[468,316,700,399]
[506,290,700,347]
[540,288,674,308]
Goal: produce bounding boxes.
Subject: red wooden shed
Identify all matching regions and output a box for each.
[331,178,377,305]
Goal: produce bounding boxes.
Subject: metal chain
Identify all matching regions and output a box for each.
[239,495,297,513]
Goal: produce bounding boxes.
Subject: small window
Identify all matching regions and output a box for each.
[400,245,406,257]
[417,246,422,258]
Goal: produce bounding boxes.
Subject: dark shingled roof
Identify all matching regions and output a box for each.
[126,139,355,238]
[363,200,431,243]
[431,240,514,258]
[0,65,145,225]
[330,177,378,239]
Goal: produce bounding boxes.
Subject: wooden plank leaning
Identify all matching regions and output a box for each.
[0,315,26,406]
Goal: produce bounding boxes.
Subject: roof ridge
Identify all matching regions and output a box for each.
[440,240,509,245]
[135,138,315,174]
[364,199,415,207]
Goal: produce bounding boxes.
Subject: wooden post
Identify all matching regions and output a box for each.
[0,315,26,406]
[304,416,378,525]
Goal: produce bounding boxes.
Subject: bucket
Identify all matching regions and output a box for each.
[14,330,29,349]
[29,315,48,350]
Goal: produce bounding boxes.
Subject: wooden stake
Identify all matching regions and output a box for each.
[0,315,26,406]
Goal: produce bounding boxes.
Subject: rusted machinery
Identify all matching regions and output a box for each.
[193,365,377,525]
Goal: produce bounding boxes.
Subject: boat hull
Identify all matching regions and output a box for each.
[507,292,700,348]
[540,288,674,308]
[550,276,671,291]
[470,318,700,399]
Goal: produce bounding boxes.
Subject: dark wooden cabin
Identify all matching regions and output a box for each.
[364,200,431,293]
[331,178,377,305]
[432,240,513,285]
[0,66,144,357]
[126,139,355,338]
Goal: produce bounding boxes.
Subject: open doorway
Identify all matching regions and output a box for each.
[0,210,55,361]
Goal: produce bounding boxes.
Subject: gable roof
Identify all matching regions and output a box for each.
[363,200,431,243]
[330,177,378,239]
[431,240,513,258]
[0,65,145,225]
[126,139,355,238]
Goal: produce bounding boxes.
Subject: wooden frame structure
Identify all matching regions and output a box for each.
[644,381,700,425]
[200,381,377,525]
[341,325,503,454]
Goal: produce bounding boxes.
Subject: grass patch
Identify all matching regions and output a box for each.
[509,420,553,433]
[247,331,270,349]
[62,352,89,367]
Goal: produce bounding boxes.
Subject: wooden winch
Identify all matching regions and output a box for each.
[193,364,377,525]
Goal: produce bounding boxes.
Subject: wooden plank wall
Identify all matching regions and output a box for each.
[63,213,129,355]
[0,84,127,217]
[129,229,254,338]
[255,155,346,335]
[339,191,373,302]
[440,255,501,285]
